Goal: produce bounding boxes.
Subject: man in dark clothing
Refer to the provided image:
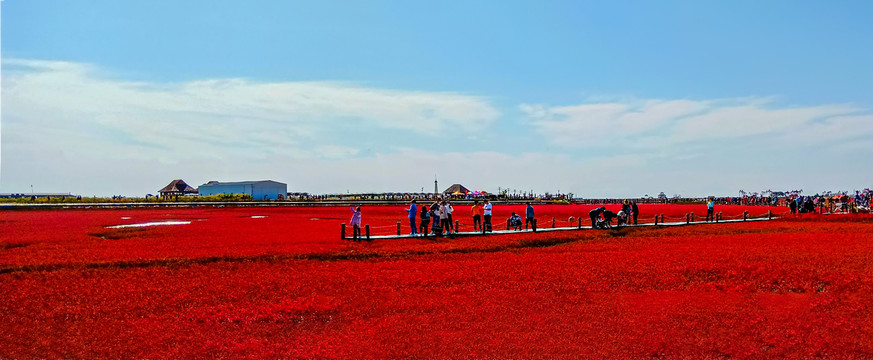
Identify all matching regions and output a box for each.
[789,199,797,214]
[631,201,639,225]
[803,198,815,213]
[601,210,617,228]
[589,206,606,228]
[525,202,535,229]
[419,205,431,235]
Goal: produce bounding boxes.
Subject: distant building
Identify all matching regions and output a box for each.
[158,179,198,198]
[442,184,471,195]
[198,180,287,200]
[0,193,75,199]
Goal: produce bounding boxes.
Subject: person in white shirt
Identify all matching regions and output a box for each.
[445,200,455,232]
[483,200,493,232]
[440,200,451,235]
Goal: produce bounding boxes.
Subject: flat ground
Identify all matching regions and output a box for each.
[2,205,872,359]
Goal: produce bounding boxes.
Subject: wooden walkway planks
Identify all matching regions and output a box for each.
[343,217,774,241]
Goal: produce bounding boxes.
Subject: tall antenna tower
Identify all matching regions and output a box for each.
[434,175,438,197]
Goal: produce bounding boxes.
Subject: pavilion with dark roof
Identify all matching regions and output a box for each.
[442,184,471,195]
[159,179,198,197]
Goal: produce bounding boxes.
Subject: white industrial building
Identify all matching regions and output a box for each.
[197,180,287,200]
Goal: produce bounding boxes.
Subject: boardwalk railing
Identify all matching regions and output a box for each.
[341,211,789,241]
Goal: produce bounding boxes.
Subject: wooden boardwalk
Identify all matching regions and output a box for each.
[342,216,774,241]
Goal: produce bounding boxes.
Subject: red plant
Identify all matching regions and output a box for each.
[2,205,871,359]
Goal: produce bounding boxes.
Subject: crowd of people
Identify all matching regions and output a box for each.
[365,199,649,236]
[346,190,873,240]
[587,200,640,229]
[785,190,872,214]
[407,199,495,237]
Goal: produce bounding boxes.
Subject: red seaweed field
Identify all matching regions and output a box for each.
[2,204,873,359]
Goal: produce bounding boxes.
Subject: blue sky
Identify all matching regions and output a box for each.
[2,1,872,197]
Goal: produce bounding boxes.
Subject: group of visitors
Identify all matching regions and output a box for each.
[417,199,456,236]
[788,196,817,214]
[408,199,497,237]
[588,200,639,229]
[505,202,536,231]
[786,191,872,214]
[413,199,644,234]
[470,200,494,233]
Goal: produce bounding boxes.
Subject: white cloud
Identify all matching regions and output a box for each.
[521,97,869,149]
[2,58,500,161]
[0,58,504,195]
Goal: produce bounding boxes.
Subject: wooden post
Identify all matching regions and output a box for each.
[365,225,371,241]
[341,223,346,240]
[397,221,401,236]
[768,210,772,220]
[716,212,721,223]
[690,212,695,223]
[661,214,665,224]
[455,220,460,233]
[533,219,538,232]
[552,217,556,228]
[743,211,748,221]
[686,213,690,224]
[654,215,659,226]
[506,219,510,231]
[577,217,581,229]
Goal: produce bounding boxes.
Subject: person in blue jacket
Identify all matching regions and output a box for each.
[406,200,417,236]
[525,202,535,229]
[509,212,523,230]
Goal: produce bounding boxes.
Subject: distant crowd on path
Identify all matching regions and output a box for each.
[786,191,872,214]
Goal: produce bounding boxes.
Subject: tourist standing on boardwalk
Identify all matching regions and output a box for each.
[445,200,455,233]
[525,202,535,229]
[440,201,451,235]
[419,203,431,235]
[406,200,417,236]
[706,198,715,222]
[631,201,639,225]
[431,201,442,235]
[471,200,483,232]
[483,200,493,232]
[350,205,362,240]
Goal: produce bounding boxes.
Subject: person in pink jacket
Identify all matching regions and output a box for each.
[350,205,362,240]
